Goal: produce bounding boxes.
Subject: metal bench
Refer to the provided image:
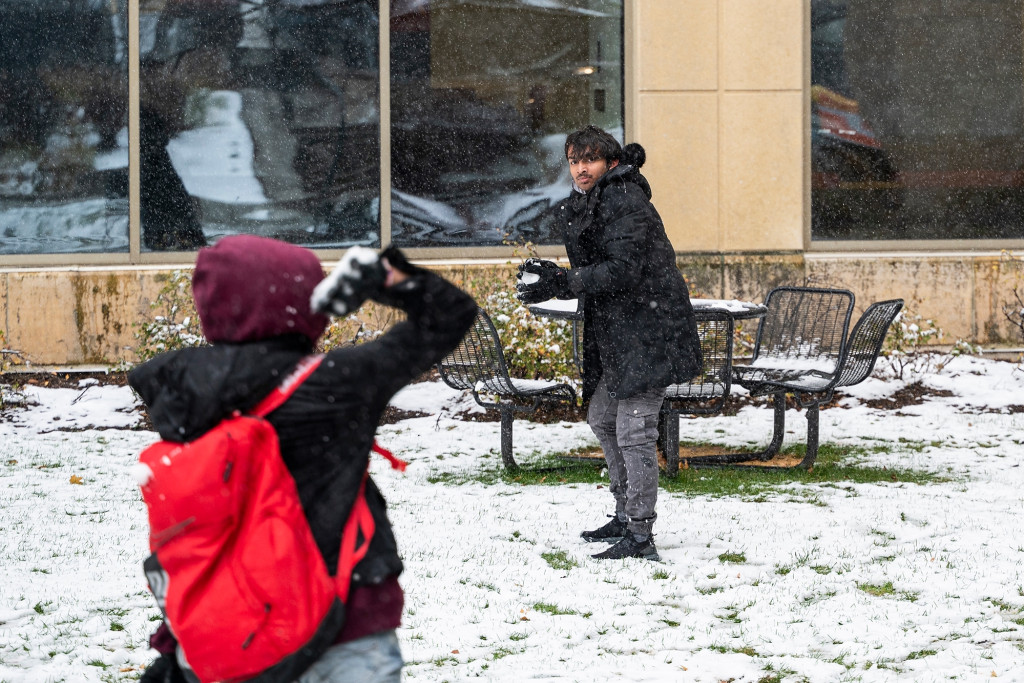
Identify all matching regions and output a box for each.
[658,309,735,473]
[437,307,577,469]
[718,289,903,469]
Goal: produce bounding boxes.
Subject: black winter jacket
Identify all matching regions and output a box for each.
[558,161,702,402]
[129,266,477,589]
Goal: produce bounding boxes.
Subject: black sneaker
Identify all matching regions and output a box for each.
[592,534,660,561]
[580,517,628,543]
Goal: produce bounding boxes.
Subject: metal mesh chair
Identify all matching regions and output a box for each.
[734,287,855,394]
[437,307,576,469]
[712,290,903,469]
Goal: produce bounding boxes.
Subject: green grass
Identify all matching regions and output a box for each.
[532,602,577,616]
[718,551,746,564]
[427,441,950,499]
[858,581,896,597]
[541,550,579,571]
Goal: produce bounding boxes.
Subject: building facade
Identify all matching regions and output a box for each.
[2,0,1023,366]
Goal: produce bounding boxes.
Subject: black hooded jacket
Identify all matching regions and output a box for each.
[558,155,702,402]
[129,266,477,589]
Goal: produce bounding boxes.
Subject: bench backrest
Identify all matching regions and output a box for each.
[664,310,733,411]
[437,307,517,396]
[751,286,855,376]
[835,299,904,388]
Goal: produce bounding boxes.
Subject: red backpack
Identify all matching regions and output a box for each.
[138,355,405,683]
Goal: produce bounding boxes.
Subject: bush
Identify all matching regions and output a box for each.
[134,270,207,363]
[879,307,978,380]
[484,289,579,394]
[0,329,24,409]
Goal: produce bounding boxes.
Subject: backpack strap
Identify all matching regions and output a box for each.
[336,443,406,599]
[251,355,324,418]
[336,471,375,601]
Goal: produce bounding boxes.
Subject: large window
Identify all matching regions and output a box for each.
[0,0,128,255]
[139,0,380,251]
[0,0,621,257]
[390,0,622,247]
[811,0,1024,241]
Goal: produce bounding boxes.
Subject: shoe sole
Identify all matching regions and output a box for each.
[591,552,661,561]
[580,535,626,543]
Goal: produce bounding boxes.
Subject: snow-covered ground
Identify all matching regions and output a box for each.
[3,355,1024,682]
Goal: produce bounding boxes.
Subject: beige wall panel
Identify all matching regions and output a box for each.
[722,253,805,304]
[720,92,803,251]
[973,255,1024,345]
[806,256,975,341]
[5,270,170,367]
[638,92,719,252]
[636,0,717,91]
[721,0,803,90]
[7,273,84,365]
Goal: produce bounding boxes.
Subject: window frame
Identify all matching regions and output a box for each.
[0,0,627,266]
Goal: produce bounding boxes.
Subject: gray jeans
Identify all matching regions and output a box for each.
[587,376,666,537]
[295,630,403,683]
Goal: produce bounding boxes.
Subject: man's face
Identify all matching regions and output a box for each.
[567,146,618,192]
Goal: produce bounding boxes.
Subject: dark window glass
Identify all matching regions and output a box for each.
[0,0,128,255]
[390,0,623,247]
[812,0,1024,241]
[140,0,380,251]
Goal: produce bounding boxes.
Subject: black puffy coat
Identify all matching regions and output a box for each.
[129,267,477,590]
[558,161,702,402]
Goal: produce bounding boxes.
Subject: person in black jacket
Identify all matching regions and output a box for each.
[130,234,477,683]
[517,126,701,562]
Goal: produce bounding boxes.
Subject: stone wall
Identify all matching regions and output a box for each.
[3,252,1022,368]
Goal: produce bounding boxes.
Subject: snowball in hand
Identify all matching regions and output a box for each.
[310,246,381,316]
[520,272,540,285]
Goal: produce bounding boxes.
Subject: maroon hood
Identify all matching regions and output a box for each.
[192,235,329,344]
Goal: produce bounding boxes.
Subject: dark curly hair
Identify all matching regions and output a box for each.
[565,125,622,163]
[565,127,646,169]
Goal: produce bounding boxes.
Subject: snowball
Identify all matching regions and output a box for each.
[130,463,154,486]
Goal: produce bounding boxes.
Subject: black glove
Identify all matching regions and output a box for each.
[516,258,570,304]
[310,246,388,316]
[380,244,416,276]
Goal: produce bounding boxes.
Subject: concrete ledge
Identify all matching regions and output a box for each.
[2,253,1023,367]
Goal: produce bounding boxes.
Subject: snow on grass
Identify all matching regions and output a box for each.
[2,358,1024,681]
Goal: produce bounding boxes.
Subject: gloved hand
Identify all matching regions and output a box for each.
[310,246,388,316]
[515,258,570,304]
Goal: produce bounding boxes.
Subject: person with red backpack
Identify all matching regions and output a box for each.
[130,235,477,683]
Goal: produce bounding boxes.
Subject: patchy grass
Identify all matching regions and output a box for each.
[541,550,579,571]
[532,602,577,616]
[718,551,746,564]
[427,442,950,500]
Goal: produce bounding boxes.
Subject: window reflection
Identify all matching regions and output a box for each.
[812,0,1024,241]
[0,0,128,255]
[390,0,622,247]
[140,0,380,251]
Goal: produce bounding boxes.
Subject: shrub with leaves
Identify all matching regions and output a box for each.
[879,308,978,380]
[317,304,398,352]
[134,270,207,363]
[0,329,24,410]
[485,290,579,394]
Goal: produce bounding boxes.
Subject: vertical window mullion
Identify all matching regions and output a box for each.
[129,0,141,262]
[380,0,391,247]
